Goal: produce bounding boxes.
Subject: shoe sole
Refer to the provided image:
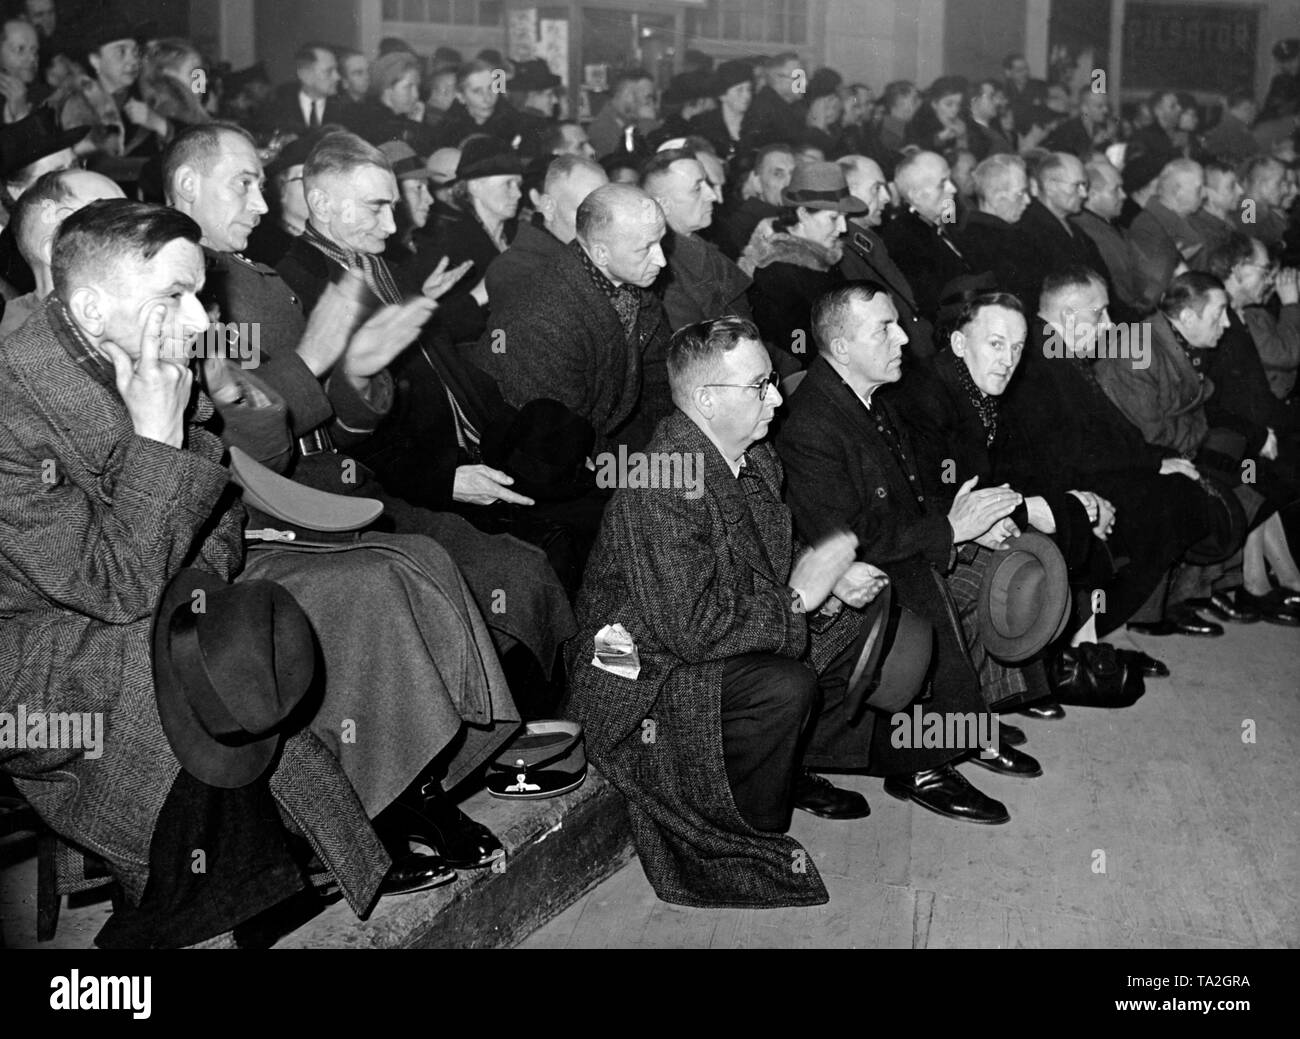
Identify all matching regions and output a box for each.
[883,785,1010,825]
[794,802,871,820]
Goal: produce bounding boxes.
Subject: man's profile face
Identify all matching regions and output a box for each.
[844,160,890,226]
[189,133,269,253]
[906,155,956,223]
[342,54,370,99]
[400,177,433,229]
[24,0,55,37]
[1234,241,1274,306]
[951,305,1027,396]
[1043,157,1087,216]
[1168,168,1205,217]
[753,149,795,206]
[318,165,398,254]
[460,70,498,122]
[657,158,718,234]
[299,49,339,98]
[994,165,1031,223]
[1080,93,1107,123]
[769,59,801,103]
[93,238,210,363]
[1248,164,1285,208]
[706,336,782,448]
[1176,290,1230,349]
[1203,170,1242,214]
[1154,92,1182,129]
[555,123,594,157]
[545,166,607,243]
[1087,165,1125,220]
[596,206,667,287]
[1,20,38,81]
[840,292,908,386]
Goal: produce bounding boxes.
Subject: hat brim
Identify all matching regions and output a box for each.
[487,720,587,799]
[845,585,935,720]
[229,446,383,532]
[780,191,869,215]
[151,570,281,789]
[977,531,1071,662]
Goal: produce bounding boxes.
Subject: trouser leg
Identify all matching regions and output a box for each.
[719,653,817,832]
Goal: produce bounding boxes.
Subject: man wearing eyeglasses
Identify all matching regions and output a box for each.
[1016,152,1111,308]
[567,315,900,909]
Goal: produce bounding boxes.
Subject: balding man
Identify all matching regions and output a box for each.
[1016,152,1111,303]
[0,167,122,339]
[1044,89,1112,158]
[1128,157,1205,312]
[641,146,751,330]
[837,154,934,358]
[1071,158,1144,316]
[881,150,971,322]
[1189,160,1244,266]
[485,154,607,309]
[477,181,672,452]
[954,153,1037,305]
[1232,155,1289,248]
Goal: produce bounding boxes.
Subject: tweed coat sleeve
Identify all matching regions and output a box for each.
[1245,303,1300,400]
[1093,351,1200,456]
[609,476,807,665]
[0,390,238,624]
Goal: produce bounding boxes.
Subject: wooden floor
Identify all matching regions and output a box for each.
[522,623,1300,949]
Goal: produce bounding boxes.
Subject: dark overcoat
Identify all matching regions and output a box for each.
[565,412,862,908]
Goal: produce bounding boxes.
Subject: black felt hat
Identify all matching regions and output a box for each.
[480,398,596,502]
[455,134,524,180]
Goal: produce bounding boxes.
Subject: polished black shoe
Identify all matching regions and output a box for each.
[997,720,1027,747]
[379,851,458,895]
[1190,592,1260,624]
[965,743,1043,778]
[386,787,505,870]
[1018,701,1066,720]
[793,769,870,819]
[1233,588,1300,627]
[1118,649,1169,678]
[1128,606,1224,638]
[883,765,1010,825]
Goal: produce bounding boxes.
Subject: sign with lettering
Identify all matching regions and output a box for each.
[1123,3,1258,93]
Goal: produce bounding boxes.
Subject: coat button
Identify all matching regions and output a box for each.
[875,487,887,499]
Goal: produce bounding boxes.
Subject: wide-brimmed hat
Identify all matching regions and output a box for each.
[780,161,869,214]
[480,398,596,502]
[1121,147,1178,196]
[456,134,523,180]
[712,59,754,97]
[379,139,431,180]
[511,59,561,93]
[977,531,1071,662]
[229,446,384,532]
[152,569,318,789]
[844,584,936,721]
[487,720,587,799]
[0,109,89,181]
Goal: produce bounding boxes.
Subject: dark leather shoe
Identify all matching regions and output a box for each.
[1118,649,1169,678]
[793,770,870,819]
[1233,588,1300,627]
[1128,607,1224,638]
[1189,593,1260,623]
[883,765,1010,824]
[386,788,505,870]
[380,851,457,895]
[965,744,1043,778]
[997,721,1027,746]
[1018,701,1066,720]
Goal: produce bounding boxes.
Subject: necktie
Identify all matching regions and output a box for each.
[309,100,321,127]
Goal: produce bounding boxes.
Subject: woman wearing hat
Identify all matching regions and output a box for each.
[412,134,521,344]
[740,161,864,367]
[689,59,752,163]
[906,75,969,153]
[379,139,434,261]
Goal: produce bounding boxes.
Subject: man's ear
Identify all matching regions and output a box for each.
[529,188,548,214]
[949,329,966,357]
[87,52,101,79]
[305,185,330,222]
[589,240,611,267]
[68,286,105,338]
[171,163,199,206]
[829,334,850,362]
[691,383,716,418]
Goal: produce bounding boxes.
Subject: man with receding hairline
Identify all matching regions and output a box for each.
[882,150,970,323]
[1128,157,1205,312]
[477,181,673,452]
[1070,158,1144,315]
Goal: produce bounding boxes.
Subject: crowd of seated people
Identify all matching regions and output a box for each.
[1,4,1299,940]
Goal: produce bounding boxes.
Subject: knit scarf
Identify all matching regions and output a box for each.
[573,239,640,341]
[301,222,403,305]
[952,354,1000,446]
